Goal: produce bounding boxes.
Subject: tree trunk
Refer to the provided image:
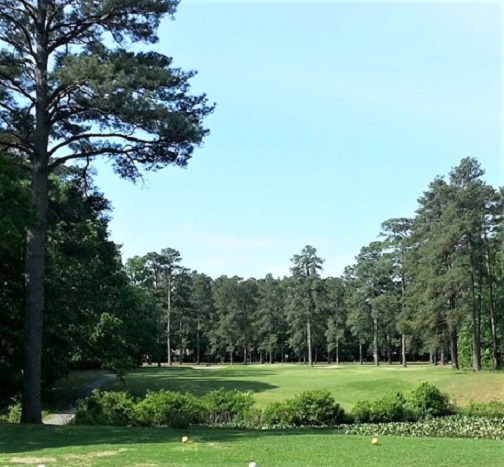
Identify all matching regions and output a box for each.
[22,11,51,421]
[373,318,379,366]
[21,167,49,424]
[359,342,363,365]
[449,329,459,370]
[485,239,499,369]
[470,269,481,371]
[196,317,201,365]
[307,318,313,366]
[335,339,339,365]
[386,333,392,364]
[167,275,172,366]
[401,334,407,368]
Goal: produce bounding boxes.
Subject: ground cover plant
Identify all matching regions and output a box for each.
[1,424,504,467]
[109,364,504,410]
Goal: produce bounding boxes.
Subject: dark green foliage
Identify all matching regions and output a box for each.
[202,389,256,425]
[75,390,135,426]
[134,390,204,428]
[351,383,453,424]
[352,392,411,424]
[405,382,453,419]
[262,389,347,427]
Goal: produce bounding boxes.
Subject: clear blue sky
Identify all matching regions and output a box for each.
[94,0,502,279]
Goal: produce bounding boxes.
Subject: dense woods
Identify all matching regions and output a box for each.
[2,155,502,414]
[123,158,504,372]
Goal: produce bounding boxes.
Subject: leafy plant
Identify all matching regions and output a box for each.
[405,382,453,419]
[262,389,347,427]
[75,390,135,426]
[202,389,256,425]
[134,390,204,428]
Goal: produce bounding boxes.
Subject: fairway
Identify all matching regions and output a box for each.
[1,424,504,467]
[113,364,504,410]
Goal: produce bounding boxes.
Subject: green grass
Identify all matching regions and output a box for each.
[112,364,504,410]
[1,424,504,467]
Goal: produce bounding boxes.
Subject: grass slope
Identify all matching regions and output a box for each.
[1,424,504,467]
[112,364,504,409]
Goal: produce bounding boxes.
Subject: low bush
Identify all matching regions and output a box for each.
[405,382,453,419]
[351,383,453,424]
[461,401,504,418]
[75,390,135,426]
[262,390,347,427]
[134,390,204,428]
[0,402,21,424]
[202,389,256,425]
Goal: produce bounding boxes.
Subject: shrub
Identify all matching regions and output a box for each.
[262,401,294,428]
[351,392,411,424]
[262,390,347,427]
[75,390,135,426]
[405,382,453,419]
[462,401,504,418]
[351,400,373,424]
[351,384,452,424]
[371,392,410,423]
[0,401,21,424]
[202,389,256,425]
[134,390,204,428]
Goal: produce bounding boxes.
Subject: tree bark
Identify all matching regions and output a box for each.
[449,328,459,370]
[167,275,172,366]
[335,339,339,365]
[21,2,50,422]
[307,318,313,366]
[196,317,201,365]
[401,334,407,368]
[21,167,49,424]
[359,342,363,365]
[373,318,379,366]
[386,333,392,364]
[485,238,499,369]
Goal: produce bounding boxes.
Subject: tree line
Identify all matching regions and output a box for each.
[126,158,504,371]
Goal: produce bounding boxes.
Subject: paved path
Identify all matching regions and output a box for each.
[44,373,117,425]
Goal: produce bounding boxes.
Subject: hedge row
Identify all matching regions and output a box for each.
[75,383,454,429]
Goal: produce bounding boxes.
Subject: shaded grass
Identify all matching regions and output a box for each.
[112,364,504,410]
[44,370,109,412]
[1,424,503,467]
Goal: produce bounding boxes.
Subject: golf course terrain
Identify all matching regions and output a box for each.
[2,364,504,467]
[110,363,504,409]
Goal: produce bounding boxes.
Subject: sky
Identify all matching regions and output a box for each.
[94,0,502,280]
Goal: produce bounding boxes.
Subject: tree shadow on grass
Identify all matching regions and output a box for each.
[0,424,344,454]
[116,367,279,398]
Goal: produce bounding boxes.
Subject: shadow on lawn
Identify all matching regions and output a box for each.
[116,367,279,397]
[0,424,343,454]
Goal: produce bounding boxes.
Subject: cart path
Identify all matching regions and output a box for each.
[43,373,117,425]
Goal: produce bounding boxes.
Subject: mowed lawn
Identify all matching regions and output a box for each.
[1,424,504,467]
[112,364,504,410]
